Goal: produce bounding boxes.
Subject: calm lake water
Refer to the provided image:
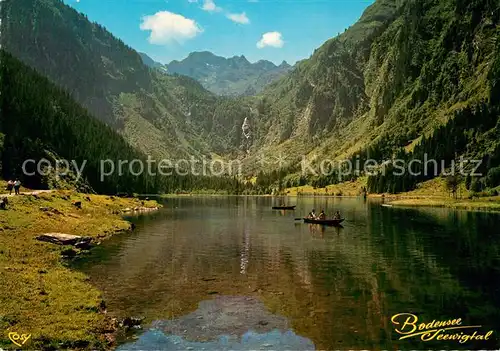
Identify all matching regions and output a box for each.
[78,197,500,350]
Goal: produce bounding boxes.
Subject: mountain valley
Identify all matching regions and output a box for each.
[2,0,500,194]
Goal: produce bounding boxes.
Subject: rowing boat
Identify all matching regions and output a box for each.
[303,218,345,226]
[272,206,296,210]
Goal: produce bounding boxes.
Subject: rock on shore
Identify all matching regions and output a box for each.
[122,206,159,214]
[36,233,91,246]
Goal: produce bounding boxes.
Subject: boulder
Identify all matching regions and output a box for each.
[119,316,144,329]
[36,233,91,246]
[61,248,77,258]
[39,207,64,215]
[104,333,116,346]
[122,207,159,213]
[74,240,93,250]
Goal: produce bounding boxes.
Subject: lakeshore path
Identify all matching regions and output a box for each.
[2,190,54,198]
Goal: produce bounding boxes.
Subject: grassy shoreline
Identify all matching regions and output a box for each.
[283,177,500,212]
[0,190,160,350]
[161,186,500,213]
[385,197,500,211]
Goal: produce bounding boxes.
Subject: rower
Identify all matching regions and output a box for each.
[308,209,317,219]
[318,210,326,220]
[333,211,341,220]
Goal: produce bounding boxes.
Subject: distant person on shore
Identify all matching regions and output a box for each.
[13,179,21,195]
[6,180,14,195]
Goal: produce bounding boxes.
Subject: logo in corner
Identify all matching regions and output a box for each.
[391,313,494,344]
[8,332,31,347]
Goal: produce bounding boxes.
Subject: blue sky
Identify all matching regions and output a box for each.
[67,0,374,65]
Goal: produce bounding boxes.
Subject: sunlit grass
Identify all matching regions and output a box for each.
[389,198,500,212]
[285,177,368,197]
[0,190,159,349]
[0,180,7,194]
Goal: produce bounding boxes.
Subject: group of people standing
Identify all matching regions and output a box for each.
[307,209,342,220]
[5,179,22,195]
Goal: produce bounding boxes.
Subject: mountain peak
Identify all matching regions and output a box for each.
[139,52,164,69]
[188,51,217,58]
[254,59,277,70]
[279,60,291,69]
[166,51,291,96]
[231,55,250,65]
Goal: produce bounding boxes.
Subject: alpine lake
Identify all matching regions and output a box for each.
[75,196,500,350]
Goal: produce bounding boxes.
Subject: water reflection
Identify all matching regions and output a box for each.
[117,296,315,350]
[240,225,250,275]
[78,197,500,350]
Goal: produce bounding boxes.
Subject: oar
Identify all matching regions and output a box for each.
[294,218,304,221]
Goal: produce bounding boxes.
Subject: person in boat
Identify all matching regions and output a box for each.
[333,211,341,220]
[308,209,317,219]
[318,210,326,220]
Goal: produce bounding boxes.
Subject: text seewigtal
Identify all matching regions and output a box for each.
[391,313,494,344]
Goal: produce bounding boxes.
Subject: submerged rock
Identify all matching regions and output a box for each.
[117,297,315,350]
[117,326,314,350]
[153,296,290,342]
[120,316,145,330]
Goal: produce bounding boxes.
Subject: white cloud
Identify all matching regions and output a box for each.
[226,12,250,24]
[257,32,284,49]
[140,11,203,45]
[202,0,222,12]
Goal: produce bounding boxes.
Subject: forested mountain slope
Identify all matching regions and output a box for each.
[0,51,159,194]
[165,51,292,96]
[2,0,250,159]
[244,0,500,189]
[0,52,250,194]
